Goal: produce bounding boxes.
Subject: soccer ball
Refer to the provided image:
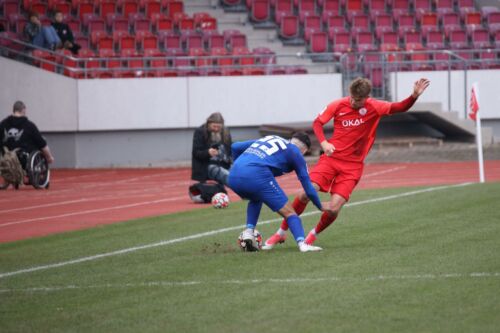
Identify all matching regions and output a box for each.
[211,192,229,209]
[237,229,263,252]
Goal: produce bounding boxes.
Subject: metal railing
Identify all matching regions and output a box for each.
[2,33,499,116]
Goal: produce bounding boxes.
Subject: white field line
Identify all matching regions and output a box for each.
[0,182,472,279]
[0,195,188,227]
[362,166,407,178]
[1,272,499,293]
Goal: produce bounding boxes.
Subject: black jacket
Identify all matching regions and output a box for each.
[191,125,232,182]
[52,22,74,44]
[0,116,47,152]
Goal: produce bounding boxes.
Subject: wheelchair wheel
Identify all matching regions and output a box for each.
[27,150,50,189]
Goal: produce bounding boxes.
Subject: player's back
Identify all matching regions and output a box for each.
[231,135,299,177]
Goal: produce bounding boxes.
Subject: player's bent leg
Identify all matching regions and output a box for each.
[242,201,263,251]
[305,193,346,245]
[278,203,322,252]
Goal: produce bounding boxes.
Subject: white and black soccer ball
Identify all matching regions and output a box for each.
[211,192,229,209]
[237,229,263,252]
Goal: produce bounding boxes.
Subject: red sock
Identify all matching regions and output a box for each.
[314,212,337,234]
[280,197,308,231]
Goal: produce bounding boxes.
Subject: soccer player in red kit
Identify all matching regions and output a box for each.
[262,77,430,249]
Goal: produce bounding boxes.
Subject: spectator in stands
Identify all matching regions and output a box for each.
[0,101,55,165]
[52,10,80,55]
[23,11,61,51]
[191,112,232,186]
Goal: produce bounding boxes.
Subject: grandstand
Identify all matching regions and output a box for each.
[0,0,499,168]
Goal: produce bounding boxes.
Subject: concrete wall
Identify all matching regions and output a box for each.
[390,70,500,119]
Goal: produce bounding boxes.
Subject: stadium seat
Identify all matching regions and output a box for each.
[165,1,184,17]
[380,31,399,50]
[91,30,109,47]
[144,1,161,19]
[330,31,352,52]
[163,32,183,52]
[203,30,225,50]
[425,30,445,49]
[120,1,140,18]
[211,47,233,67]
[279,14,300,39]
[108,15,129,32]
[253,46,276,64]
[309,31,329,53]
[325,14,347,33]
[403,31,423,45]
[78,2,95,20]
[441,13,462,36]
[413,0,432,15]
[156,17,174,34]
[392,0,410,18]
[303,15,321,41]
[345,0,363,14]
[224,29,247,49]
[138,32,158,51]
[355,32,377,52]
[99,1,118,18]
[435,0,454,15]
[486,12,500,31]
[321,0,341,13]
[249,0,271,23]
[182,31,203,51]
[368,0,386,16]
[232,46,255,65]
[33,49,57,73]
[274,0,294,24]
[397,14,417,35]
[479,49,500,69]
[449,30,469,49]
[118,34,136,50]
[419,13,439,34]
[470,28,492,48]
[350,14,370,33]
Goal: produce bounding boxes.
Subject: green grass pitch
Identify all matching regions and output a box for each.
[1,182,500,332]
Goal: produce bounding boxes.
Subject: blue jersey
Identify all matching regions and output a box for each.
[230,135,322,210]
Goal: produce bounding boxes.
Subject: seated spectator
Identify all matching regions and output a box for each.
[23,11,61,50]
[52,11,80,55]
[191,112,232,187]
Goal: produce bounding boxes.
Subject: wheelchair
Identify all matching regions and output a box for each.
[0,149,50,190]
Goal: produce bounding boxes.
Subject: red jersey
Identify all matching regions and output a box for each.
[314,96,391,163]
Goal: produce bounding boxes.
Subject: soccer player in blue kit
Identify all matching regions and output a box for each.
[228,132,325,252]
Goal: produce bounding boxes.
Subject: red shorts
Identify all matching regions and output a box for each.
[309,155,364,201]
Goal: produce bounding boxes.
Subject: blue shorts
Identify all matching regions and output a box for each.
[228,166,288,212]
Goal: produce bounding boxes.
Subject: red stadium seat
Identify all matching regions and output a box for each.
[250,0,271,23]
[355,32,377,52]
[253,47,276,64]
[156,17,173,33]
[419,13,439,34]
[309,31,328,53]
[99,1,117,17]
[325,15,347,33]
[165,1,184,17]
[436,0,454,15]
[380,31,399,50]
[470,29,492,48]
[368,0,386,16]
[303,15,321,41]
[448,30,469,49]
[279,15,299,39]
[274,0,294,24]
[211,47,233,67]
[413,0,432,15]
[224,29,247,49]
[330,31,352,52]
[121,1,139,18]
[203,30,225,50]
[397,14,416,35]
[350,14,370,33]
[425,30,445,49]
[391,0,410,18]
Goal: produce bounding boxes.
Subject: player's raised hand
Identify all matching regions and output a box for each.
[320,141,335,156]
[412,78,430,98]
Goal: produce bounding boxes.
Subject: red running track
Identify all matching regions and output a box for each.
[1,161,499,243]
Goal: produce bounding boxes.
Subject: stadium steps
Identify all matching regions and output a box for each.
[408,102,493,144]
[183,0,330,73]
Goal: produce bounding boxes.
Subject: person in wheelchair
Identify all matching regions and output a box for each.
[0,101,54,189]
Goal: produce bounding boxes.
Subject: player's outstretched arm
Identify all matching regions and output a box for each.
[389,78,431,114]
[412,78,431,98]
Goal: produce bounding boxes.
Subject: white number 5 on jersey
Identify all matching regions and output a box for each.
[251,135,288,156]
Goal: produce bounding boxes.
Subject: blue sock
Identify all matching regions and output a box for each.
[286,215,305,243]
[246,201,262,229]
